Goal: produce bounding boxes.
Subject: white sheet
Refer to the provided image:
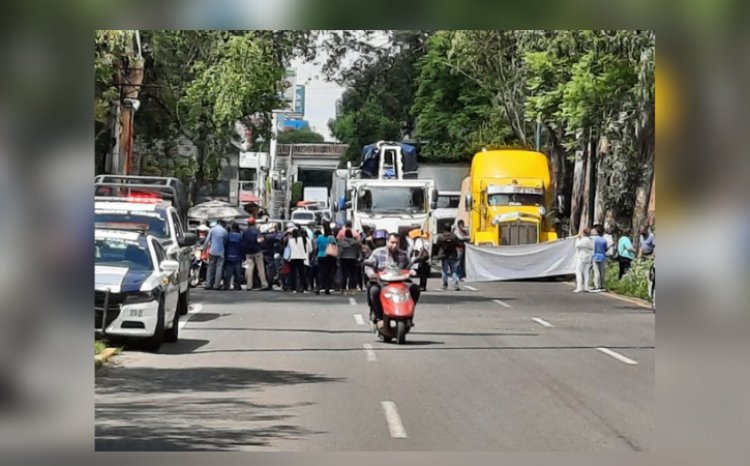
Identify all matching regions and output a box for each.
[465,238,576,282]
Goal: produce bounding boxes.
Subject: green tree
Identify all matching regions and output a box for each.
[328,31,431,164]
[277,129,325,144]
[411,31,514,161]
[123,30,315,192]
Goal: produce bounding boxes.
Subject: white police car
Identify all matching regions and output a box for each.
[95,198,196,315]
[95,228,181,352]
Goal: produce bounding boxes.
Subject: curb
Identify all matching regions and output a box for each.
[563,280,652,309]
[601,291,652,309]
[95,347,118,369]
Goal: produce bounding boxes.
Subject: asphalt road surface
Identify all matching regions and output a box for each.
[95,279,654,451]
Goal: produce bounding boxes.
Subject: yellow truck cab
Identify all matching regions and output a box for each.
[461,149,559,246]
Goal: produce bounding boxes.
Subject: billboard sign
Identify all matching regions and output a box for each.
[281,69,296,111]
[294,85,305,115]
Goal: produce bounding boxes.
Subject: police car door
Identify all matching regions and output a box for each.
[151,238,179,317]
[168,210,190,293]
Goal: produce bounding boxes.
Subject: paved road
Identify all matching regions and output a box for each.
[95,279,654,451]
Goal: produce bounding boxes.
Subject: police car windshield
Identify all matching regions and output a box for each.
[95,238,153,270]
[95,211,169,238]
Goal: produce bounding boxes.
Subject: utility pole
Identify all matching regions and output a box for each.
[109,30,144,175]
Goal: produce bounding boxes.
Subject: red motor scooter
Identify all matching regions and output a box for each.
[364,260,417,344]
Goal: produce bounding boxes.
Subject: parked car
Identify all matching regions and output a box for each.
[290,209,317,228]
[95,198,196,315]
[95,228,182,352]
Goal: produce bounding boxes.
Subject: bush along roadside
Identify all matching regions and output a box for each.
[605,258,654,301]
[95,340,121,368]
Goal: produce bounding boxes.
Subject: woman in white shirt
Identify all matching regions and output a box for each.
[287,228,312,293]
[574,227,595,292]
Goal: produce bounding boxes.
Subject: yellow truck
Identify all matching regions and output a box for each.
[458,149,560,246]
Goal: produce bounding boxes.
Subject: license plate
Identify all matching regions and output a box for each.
[129,309,144,317]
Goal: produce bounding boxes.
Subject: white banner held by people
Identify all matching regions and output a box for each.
[465,238,576,282]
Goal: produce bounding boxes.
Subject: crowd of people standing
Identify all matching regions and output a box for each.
[574,224,655,293]
[200,218,460,294]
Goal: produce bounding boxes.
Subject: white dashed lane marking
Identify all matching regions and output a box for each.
[596,347,638,365]
[493,299,512,308]
[348,297,357,306]
[531,317,553,328]
[363,343,377,362]
[381,401,407,438]
[354,314,365,325]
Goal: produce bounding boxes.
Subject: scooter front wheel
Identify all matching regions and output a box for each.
[396,321,407,345]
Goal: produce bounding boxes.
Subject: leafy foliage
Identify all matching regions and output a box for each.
[277,129,325,144]
[605,257,653,301]
[328,31,431,164]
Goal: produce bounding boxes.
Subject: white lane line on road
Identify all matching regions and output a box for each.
[354,313,366,325]
[348,297,357,306]
[464,285,478,291]
[363,343,377,362]
[180,303,204,329]
[381,401,407,438]
[493,299,512,308]
[531,317,553,328]
[596,347,638,365]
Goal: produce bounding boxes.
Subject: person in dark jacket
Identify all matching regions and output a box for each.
[223,223,243,290]
[261,225,281,288]
[339,229,360,294]
[240,217,269,290]
[315,225,337,295]
[436,226,460,291]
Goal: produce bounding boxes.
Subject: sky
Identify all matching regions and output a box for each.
[289,56,344,142]
[288,31,390,142]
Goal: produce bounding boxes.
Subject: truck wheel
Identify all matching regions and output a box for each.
[143,300,165,353]
[396,321,407,345]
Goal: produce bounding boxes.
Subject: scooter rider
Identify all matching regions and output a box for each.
[364,232,421,324]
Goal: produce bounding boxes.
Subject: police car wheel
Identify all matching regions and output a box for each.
[178,288,189,315]
[164,306,180,343]
[143,299,165,353]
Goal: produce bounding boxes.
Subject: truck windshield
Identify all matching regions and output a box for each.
[357,187,426,214]
[488,193,544,207]
[437,196,460,209]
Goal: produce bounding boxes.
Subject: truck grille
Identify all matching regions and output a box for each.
[95,290,124,331]
[499,222,538,245]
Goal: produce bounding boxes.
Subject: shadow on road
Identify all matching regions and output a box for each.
[186,312,229,323]
[192,289,508,306]
[95,366,342,451]
[182,328,537,338]
[186,345,654,354]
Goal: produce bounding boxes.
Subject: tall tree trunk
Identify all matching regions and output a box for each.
[631,152,654,236]
[569,130,587,235]
[593,135,609,225]
[647,171,656,226]
[579,128,594,232]
[631,109,655,237]
[192,140,206,204]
